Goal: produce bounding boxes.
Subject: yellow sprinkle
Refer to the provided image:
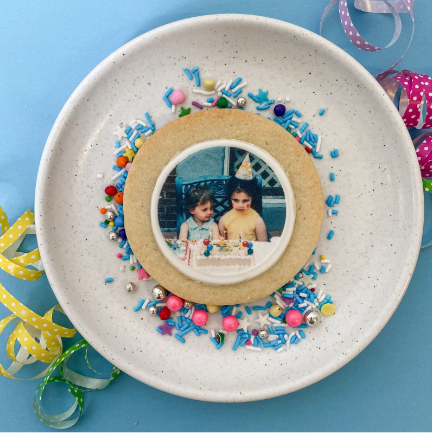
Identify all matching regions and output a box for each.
[269,304,282,317]
[108,221,115,227]
[123,147,136,162]
[321,303,335,316]
[320,255,325,260]
[135,138,145,149]
[203,78,216,91]
[206,305,219,313]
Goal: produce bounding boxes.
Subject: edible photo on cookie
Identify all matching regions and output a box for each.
[157,144,288,278]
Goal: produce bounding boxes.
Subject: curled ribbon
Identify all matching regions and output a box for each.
[320,1,432,248]
[33,339,121,429]
[320,0,414,81]
[0,206,120,428]
[0,208,74,379]
[379,70,432,130]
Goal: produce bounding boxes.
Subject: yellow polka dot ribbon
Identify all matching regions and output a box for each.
[0,207,121,428]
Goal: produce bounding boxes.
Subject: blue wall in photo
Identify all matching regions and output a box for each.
[177,147,225,180]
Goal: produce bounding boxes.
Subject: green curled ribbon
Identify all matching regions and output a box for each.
[33,339,121,429]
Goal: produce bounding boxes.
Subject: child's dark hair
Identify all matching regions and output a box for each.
[226,176,262,214]
[184,186,215,214]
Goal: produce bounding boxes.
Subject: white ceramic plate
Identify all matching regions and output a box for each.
[36,15,423,402]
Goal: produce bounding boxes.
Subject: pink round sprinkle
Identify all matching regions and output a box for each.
[296,136,301,142]
[192,309,208,326]
[166,295,183,312]
[125,162,132,171]
[170,90,186,105]
[246,340,251,345]
[285,309,302,327]
[222,315,238,332]
[116,253,122,258]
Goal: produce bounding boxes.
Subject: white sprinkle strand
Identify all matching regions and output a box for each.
[246,345,261,352]
[113,144,127,155]
[317,136,322,153]
[231,81,248,93]
[111,169,125,181]
[110,203,119,216]
[192,88,216,96]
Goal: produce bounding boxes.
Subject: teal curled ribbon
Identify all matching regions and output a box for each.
[33,339,121,429]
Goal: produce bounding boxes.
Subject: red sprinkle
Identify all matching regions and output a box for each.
[105,185,117,196]
[159,307,171,320]
[305,147,312,153]
[116,253,122,258]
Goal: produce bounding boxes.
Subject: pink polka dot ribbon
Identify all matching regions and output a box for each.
[414,132,432,178]
[320,0,415,81]
[379,70,432,129]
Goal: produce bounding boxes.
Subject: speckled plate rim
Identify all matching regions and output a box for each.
[35,14,423,402]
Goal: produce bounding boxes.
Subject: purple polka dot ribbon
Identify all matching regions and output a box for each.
[320,0,415,81]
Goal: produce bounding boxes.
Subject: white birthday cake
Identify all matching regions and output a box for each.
[166,238,255,272]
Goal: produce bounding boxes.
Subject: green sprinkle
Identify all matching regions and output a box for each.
[216,97,228,108]
[179,107,191,117]
[105,196,112,202]
[130,266,135,271]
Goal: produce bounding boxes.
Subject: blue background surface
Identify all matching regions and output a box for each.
[1,0,432,431]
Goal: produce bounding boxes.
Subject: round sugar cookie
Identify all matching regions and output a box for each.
[124,110,323,305]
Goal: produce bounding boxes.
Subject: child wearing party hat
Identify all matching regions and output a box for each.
[219,153,268,242]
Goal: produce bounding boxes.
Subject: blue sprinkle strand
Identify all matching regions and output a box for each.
[183,68,193,80]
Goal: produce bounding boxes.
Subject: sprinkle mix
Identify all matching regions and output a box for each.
[97,66,340,353]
